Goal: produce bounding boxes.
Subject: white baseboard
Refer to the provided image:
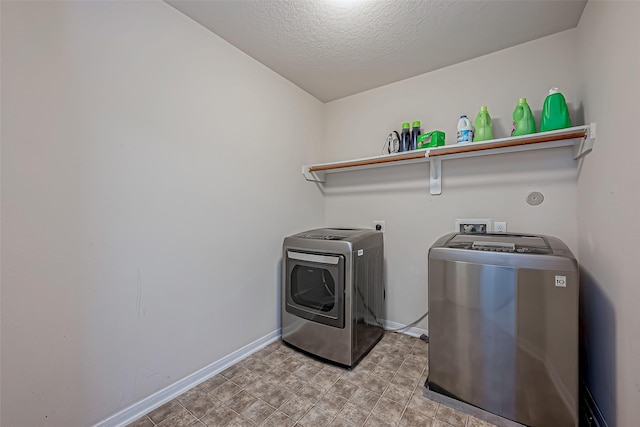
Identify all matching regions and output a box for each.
[94,329,281,427]
[382,319,428,338]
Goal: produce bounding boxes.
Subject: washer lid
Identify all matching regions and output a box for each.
[445,233,552,254]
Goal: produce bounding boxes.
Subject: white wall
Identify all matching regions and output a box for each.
[0,1,324,426]
[576,2,640,425]
[323,30,581,331]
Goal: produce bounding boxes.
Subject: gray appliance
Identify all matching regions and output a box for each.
[427,233,578,427]
[282,228,384,366]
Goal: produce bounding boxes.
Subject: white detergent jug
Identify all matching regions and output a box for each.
[457,115,473,143]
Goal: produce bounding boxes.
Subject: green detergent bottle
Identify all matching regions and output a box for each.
[473,106,493,142]
[540,87,571,132]
[512,97,536,136]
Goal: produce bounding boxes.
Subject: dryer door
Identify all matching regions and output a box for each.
[285,250,345,328]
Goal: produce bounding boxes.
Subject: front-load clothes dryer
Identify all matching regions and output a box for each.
[281,228,384,367]
[427,232,578,427]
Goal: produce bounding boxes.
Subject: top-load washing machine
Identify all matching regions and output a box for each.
[281,228,384,367]
[427,232,578,427]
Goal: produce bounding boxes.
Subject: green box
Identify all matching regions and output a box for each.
[417,131,445,149]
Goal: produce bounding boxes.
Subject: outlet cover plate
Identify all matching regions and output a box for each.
[494,221,507,233]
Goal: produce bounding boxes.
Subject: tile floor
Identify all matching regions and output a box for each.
[127,332,498,427]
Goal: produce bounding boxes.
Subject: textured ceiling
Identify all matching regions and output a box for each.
[167,0,587,102]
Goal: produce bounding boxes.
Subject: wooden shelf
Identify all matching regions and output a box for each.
[303,123,595,195]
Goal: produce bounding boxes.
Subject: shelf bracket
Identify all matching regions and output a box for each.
[429,158,442,195]
[302,165,325,183]
[574,122,596,159]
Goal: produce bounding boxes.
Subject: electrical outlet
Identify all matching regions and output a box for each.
[494,221,507,233]
[373,220,385,232]
[455,218,492,234]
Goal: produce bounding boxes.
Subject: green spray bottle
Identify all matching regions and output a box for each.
[511,97,536,136]
[473,106,493,142]
[540,88,571,132]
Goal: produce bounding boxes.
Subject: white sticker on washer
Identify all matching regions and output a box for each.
[357,249,364,256]
[555,275,567,287]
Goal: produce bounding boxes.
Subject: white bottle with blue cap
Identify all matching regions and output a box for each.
[457,115,473,143]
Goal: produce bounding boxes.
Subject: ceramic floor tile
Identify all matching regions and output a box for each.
[363,351,384,365]
[280,357,305,372]
[260,386,293,408]
[316,392,349,416]
[262,366,291,384]
[210,380,242,402]
[411,344,428,355]
[199,375,228,394]
[199,405,238,427]
[407,392,439,417]
[231,370,262,388]
[391,372,419,391]
[182,393,220,419]
[275,345,297,357]
[261,410,296,427]
[279,394,314,420]
[312,370,342,389]
[349,387,381,412]
[263,349,288,365]
[225,390,258,414]
[240,398,275,425]
[156,408,198,427]
[382,383,412,405]
[126,416,153,427]
[329,378,359,400]
[405,353,428,366]
[360,373,389,394]
[337,401,370,427]
[330,417,356,427]
[296,382,326,403]
[435,404,468,427]
[468,415,500,427]
[221,364,248,381]
[351,360,376,375]
[319,363,346,376]
[250,381,283,402]
[225,413,253,427]
[378,355,403,370]
[364,412,397,427]
[399,407,434,427]
[263,340,282,351]
[396,334,418,346]
[176,386,207,407]
[297,405,335,427]
[432,419,456,427]
[281,373,308,392]
[400,360,425,379]
[386,347,411,362]
[371,364,396,382]
[372,396,405,424]
[341,370,369,387]
[147,400,183,424]
[420,372,429,389]
[245,359,271,375]
[294,363,323,379]
[243,376,270,396]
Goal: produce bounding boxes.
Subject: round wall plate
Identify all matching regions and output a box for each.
[526,191,544,206]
